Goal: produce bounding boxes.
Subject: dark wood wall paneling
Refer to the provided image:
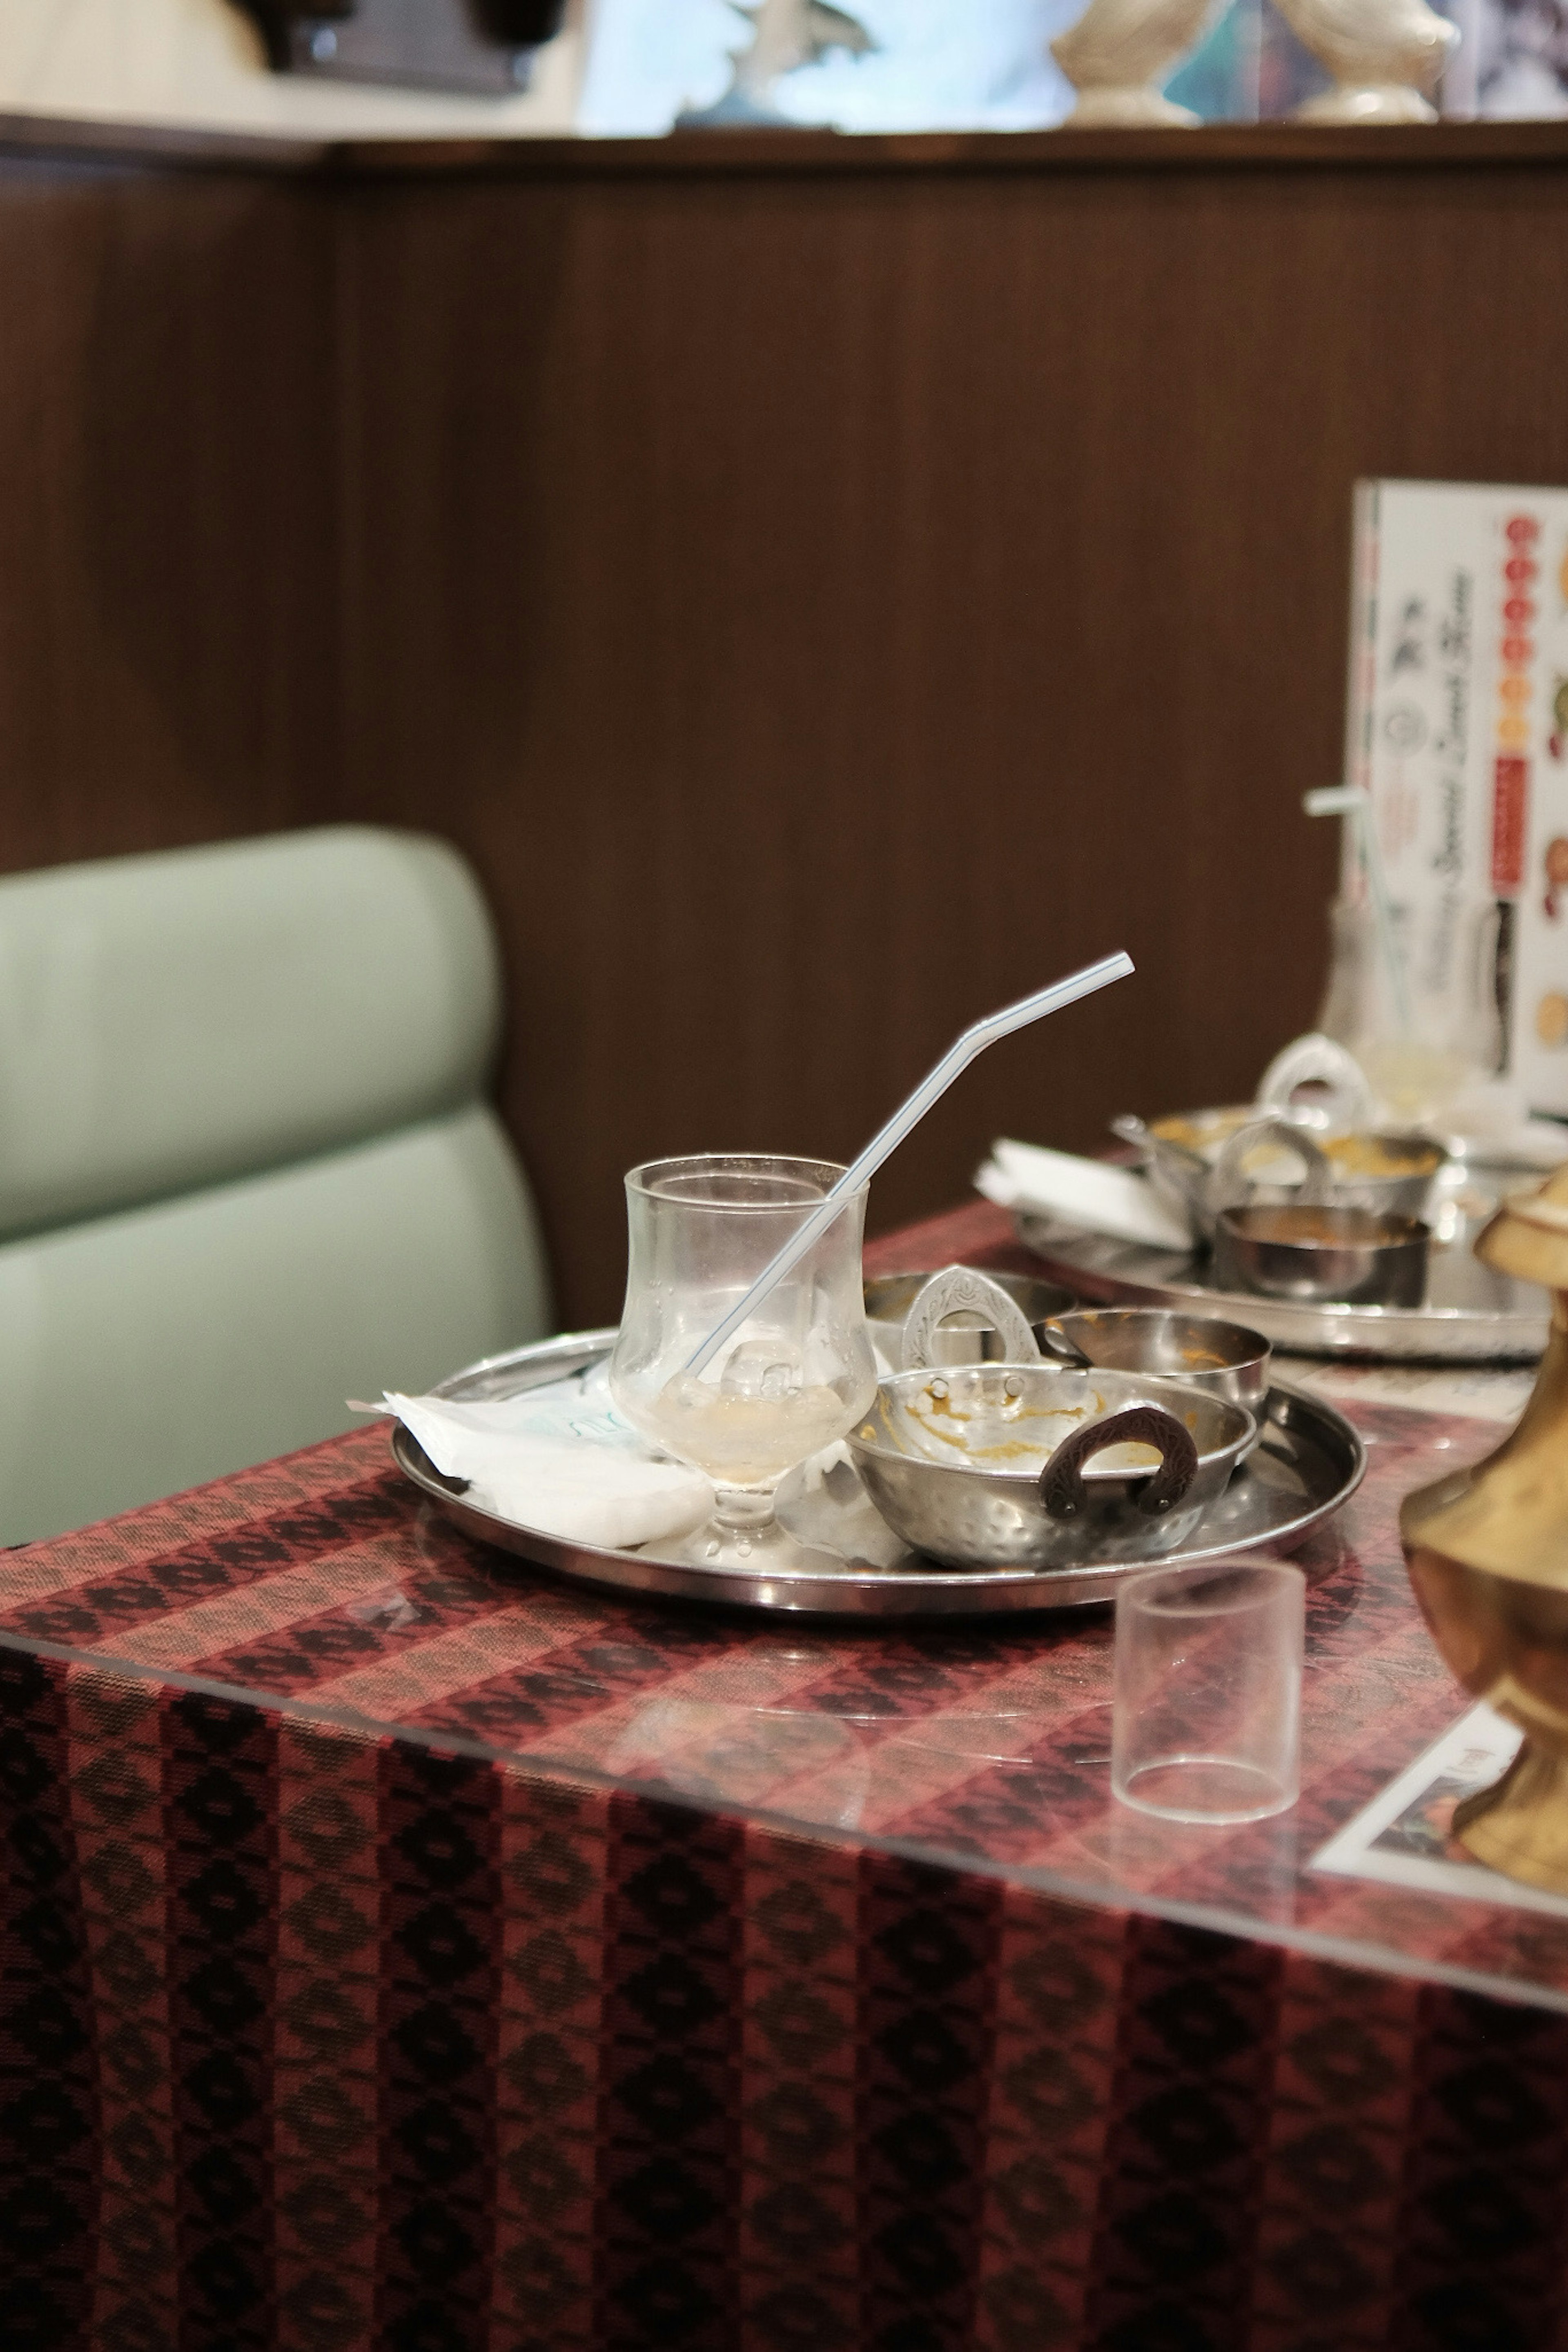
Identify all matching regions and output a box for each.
[0,139,340,862]
[4,119,1568,1323]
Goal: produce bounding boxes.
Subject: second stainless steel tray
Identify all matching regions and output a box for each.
[390,1330,1367,1620]
[1016,1209,1548,1362]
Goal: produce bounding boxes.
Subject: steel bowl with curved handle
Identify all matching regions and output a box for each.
[847,1362,1254,1571]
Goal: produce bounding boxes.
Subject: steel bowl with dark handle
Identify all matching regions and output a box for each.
[847,1362,1254,1572]
[1038,1403,1198,1521]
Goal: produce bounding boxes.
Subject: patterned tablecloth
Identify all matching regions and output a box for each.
[4,1202,1568,2352]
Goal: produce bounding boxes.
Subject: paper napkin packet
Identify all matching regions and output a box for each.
[384,1361,713,1550]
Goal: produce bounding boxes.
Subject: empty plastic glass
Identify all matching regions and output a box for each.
[1112,1559,1305,1824]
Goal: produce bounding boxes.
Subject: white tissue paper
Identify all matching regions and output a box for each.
[976,1138,1193,1250]
[384,1362,713,1550]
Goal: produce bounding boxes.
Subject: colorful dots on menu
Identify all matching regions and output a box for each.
[1490,513,1538,890]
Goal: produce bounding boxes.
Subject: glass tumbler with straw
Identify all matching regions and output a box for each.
[608,1155,878,1567]
[608,954,1137,1568]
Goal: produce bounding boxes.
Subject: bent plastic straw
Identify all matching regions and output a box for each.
[686,949,1136,1374]
[1303,784,1412,1035]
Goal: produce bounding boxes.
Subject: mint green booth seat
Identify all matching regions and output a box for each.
[0,826,551,1544]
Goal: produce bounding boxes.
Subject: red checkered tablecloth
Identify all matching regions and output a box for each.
[3,1203,1566,2352]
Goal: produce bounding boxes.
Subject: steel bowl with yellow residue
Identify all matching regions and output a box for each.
[1039,1307,1270,1428]
[846,1363,1254,1572]
[1140,1108,1446,1229]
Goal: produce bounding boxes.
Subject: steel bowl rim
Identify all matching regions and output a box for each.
[1042,1305,1272,1374]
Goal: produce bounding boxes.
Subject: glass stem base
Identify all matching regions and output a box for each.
[665,1483,788,1568]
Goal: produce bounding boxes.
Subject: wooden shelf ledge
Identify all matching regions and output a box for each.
[6,107,1568,182]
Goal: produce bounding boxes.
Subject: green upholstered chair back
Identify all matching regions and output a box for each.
[0,826,551,1542]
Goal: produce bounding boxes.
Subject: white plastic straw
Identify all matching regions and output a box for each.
[1303,784,1412,1035]
[685,949,1135,1374]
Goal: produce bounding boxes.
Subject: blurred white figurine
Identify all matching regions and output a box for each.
[1272,0,1459,118]
[1051,0,1214,125]
[681,0,877,123]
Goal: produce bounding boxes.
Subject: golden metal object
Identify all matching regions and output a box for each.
[1401,1161,1568,1891]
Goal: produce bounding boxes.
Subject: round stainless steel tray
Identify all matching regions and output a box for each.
[1017,1208,1548,1363]
[390,1330,1368,1620]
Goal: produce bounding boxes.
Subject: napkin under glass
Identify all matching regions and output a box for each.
[384,1361,713,1550]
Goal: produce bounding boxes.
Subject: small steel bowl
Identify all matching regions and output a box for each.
[1040,1308,1271,1425]
[847,1362,1254,1571]
[1212,1204,1431,1307]
[864,1270,1076,1371]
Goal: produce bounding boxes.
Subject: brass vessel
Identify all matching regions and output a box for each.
[1401,1162,1568,1891]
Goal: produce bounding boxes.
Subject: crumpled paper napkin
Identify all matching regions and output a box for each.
[976,1136,1192,1250]
[383,1361,713,1550]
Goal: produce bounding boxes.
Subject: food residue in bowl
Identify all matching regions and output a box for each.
[1229,1206,1417,1247]
[895,1379,1098,1471]
[1150,1111,1440,1185]
[1323,1132,1441,1179]
[1149,1108,1253,1156]
[889,1381,1200,1478]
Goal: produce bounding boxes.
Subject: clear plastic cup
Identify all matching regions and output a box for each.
[1111,1559,1304,1824]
